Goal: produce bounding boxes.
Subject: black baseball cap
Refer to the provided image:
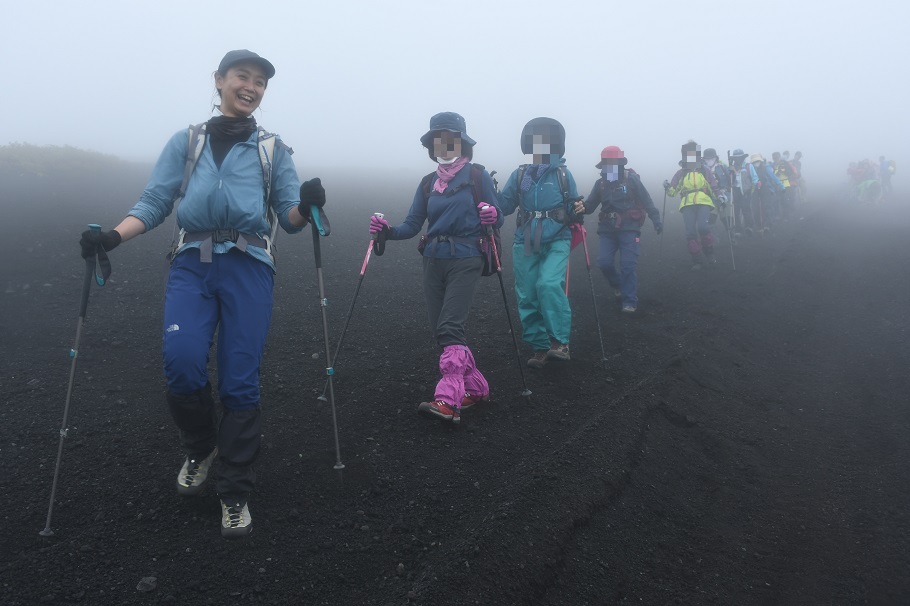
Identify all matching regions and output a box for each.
[218,49,275,79]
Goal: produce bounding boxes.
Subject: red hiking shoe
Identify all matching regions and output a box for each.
[417,400,461,424]
[460,393,489,409]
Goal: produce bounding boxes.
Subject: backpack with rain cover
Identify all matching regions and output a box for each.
[418,163,501,276]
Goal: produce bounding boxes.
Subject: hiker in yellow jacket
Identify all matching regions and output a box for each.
[663,141,726,269]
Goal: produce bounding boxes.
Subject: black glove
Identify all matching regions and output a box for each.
[79,229,121,259]
[297,178,326,219]
[654,221,664,235]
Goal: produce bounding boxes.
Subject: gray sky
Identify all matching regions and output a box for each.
[4,0,907,184]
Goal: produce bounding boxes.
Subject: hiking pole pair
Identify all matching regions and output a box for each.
[309,209,344,473]
[41,224,110,537]
[316,213,386,403]
[483,210,532,400]
[576,225,609,369]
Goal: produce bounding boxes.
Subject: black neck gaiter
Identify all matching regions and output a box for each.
[206,115,257,168]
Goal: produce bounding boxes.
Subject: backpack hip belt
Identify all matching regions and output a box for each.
[177,228,272,263]
[424,234,480,257]
[516,207,567,256]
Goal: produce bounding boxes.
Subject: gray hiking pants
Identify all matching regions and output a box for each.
[422,256,484,348]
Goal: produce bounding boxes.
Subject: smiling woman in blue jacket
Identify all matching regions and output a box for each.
[78,50,325,539]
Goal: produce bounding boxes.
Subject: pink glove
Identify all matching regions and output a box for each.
[369,214,390,235]
[478,203,497,225]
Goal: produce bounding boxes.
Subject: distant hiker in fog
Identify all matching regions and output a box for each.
[729,149,754,235]
[880,155,894,196]
[663,141,725,269]
[702,148,733,234]
[368,112,503,425]
[580,146,661,314]
[772,151,800,220]
[747,153,785,233]
[496,117,582,368]
[78,50,325,539]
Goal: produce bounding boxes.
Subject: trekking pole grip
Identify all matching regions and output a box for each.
[80,224,102,315]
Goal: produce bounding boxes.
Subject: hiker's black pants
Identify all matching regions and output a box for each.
[422,256,484,348]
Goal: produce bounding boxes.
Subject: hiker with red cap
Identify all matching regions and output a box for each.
[663,141,726,269]
[368,112,503,424]
[580,146,661,313]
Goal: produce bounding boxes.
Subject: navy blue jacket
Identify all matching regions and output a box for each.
[389,163,504,258]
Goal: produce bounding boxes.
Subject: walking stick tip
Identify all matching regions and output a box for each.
[39,528,54,537]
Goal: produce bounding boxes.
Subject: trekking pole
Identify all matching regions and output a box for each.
[725,153,737,271]
[579,226,609,368]
[658,187,668,260]
[40,224,108,537]
[483,209,532,400]
[316,214,385,402]
[309,209,344,472]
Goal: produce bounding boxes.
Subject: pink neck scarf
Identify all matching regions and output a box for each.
[434,157,469,194]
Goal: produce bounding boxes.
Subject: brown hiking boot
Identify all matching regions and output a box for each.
[547,342,570,361]
[527,350,549,369]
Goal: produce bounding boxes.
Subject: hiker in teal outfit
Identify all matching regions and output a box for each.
[496,117,582,368]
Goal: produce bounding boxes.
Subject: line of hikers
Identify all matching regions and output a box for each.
[665,144,805,268]
[74,49,811,538]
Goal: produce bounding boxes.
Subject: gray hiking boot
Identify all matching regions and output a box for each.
[221,497,252,539]
[176,448,218,496]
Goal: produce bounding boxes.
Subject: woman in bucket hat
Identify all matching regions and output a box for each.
[496,117,582,368]
[580,146,661,313]
[78,50,323,538]
[369,112,503,424]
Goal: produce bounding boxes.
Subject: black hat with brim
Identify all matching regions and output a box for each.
[218,49,276,80]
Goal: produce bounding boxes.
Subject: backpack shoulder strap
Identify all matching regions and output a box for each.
[469,163,485,206]
[625,169,643,206]
[419,171,436,212]
[516,164,528,208]
[257,128,277,202]
[176,122,207,204]
[556,165,570,201]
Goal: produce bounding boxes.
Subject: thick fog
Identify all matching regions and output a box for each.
[4,0,907,187]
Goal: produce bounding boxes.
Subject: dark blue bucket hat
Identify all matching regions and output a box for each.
[419,112,477,148]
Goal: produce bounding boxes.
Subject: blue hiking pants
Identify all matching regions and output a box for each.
[163,249,274,410]
[512,238,572,350]
[598,231,641,307]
